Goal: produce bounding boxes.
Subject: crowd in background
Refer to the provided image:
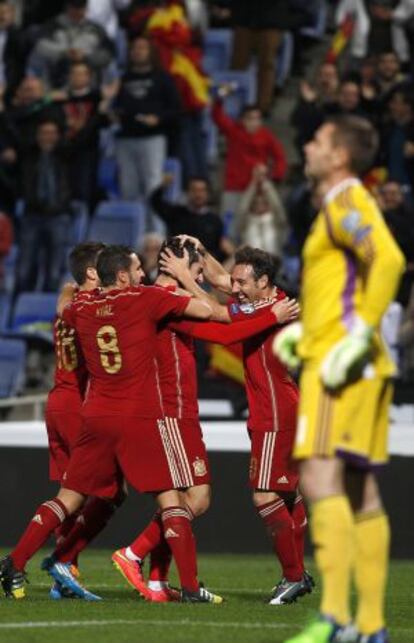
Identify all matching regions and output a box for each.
[0,0,413,387]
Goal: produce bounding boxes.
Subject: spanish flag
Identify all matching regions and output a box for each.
[209,343,245,385]
[325,13,355,64]
[147,1,210,112]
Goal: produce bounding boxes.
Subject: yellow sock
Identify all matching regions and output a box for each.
[311,495,354,625]
[354,510,390,635]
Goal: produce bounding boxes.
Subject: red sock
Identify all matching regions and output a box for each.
[55,512,79,547]
[54,497,115,564]
[257,499,303,581]
[161,506,198,592]
[291,495,307,567]
[149,541,172,582]
[129,511,163,560]
[11,498,68,571]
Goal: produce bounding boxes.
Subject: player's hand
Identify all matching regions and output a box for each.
[159,247,190,281]
[271,298,300,324]
[176,234,205,252]
[273,321,303,369]
[320,319,373,389]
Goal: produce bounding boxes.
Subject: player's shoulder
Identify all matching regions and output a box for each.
[328,179,379,217]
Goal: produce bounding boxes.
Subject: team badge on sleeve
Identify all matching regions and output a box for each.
[240,303,255,315]
[341,210,372,243]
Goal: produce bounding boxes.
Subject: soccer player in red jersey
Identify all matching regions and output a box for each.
[160,242,312,605]
[114,237,300,602]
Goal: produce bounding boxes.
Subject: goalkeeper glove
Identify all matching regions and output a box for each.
[320,318,373,389]
[273,322,303,369]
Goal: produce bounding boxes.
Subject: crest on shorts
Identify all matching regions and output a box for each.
[249,456,258,480]
[193,457,207,477]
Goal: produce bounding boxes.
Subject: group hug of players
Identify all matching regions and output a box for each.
[0,114,406,643]
[0,236,308,606]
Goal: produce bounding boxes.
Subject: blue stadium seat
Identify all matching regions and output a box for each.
[164,157,182,202]
[211,69,257,118]
[276,32,294,89]
[90,201,146,246]
[98,156,119,199]
[0,338,27,398]
[3,245,18,293]
[203,29,233,74]
[0,292,11,332]
[9,292,58,342]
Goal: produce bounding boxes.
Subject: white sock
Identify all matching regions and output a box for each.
[148,580,168,591]
[125,547,141,563]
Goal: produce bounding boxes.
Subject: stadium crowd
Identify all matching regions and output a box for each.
[0,0,413,385]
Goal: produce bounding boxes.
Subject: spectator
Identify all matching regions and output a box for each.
[86,0,131,40]
[151,175,231,260]
[229,0,308,114]
[0,0,27,101]
[58,61,109,208]
[0,209,12,289]
[212,91,286,236]
[291,62,340,151]
[7,76,64,148]
[17,120,71,292]
[286,180,323,253]
[0,89,19,210]
[114,35,181,232]
[28,0,114,89]
[380,86,414,189]
[236,165,287,255]
[327,79,372,119]
[139,231,165,283]
[375,50,406,99]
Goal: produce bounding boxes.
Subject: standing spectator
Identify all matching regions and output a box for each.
[115,35,181,232]
[139,231,165,283]
[0,209,12,289]
[151,175,230,260]
[7,76,65,148]
[230,0,308,114]
[0,0,27,101]
[212,90,286,236]
[58,61,109,208]
[28,0,114,89]
[380,86,414,189]
[17,121,71,292]
[375,50,406,99]
[86,0,131,40]
[236,165,287,255]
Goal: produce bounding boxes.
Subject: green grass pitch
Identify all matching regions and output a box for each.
[0,551,412,642]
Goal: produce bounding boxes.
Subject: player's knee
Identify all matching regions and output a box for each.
[57,489,85,515]
[252,490,278,507]
[185,485,211,517]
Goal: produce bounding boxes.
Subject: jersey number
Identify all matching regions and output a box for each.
[56,323,78,372]
[96,325,122,374]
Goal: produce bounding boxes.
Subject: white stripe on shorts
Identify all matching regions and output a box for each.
[257,433,276,490]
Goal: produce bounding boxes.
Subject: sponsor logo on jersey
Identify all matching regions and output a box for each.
[192,457,207,477]
[164,528,179,539]
[277,475,289,484]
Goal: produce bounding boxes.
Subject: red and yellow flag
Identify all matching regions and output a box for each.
[326,14,355,64]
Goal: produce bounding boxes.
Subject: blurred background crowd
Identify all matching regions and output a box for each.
[0,0,413,409]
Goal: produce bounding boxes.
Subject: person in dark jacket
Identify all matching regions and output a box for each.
[151,175,230,261]
[17,120,72,292]
[115,35,181,232]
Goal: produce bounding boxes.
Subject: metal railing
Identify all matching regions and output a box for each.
[0,394,47,420]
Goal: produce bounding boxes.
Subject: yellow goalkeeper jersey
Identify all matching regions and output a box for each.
[298,177,405,375]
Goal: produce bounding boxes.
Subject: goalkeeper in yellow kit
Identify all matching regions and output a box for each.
[275,115,405,643]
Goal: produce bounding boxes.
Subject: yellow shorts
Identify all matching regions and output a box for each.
[295,367,393,468]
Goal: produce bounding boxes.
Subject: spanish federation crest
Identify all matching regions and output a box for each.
[193,457,207,477]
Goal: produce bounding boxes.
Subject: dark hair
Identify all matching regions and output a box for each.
[158,237,203,276]
[68,242,106,286]
[97,245,134,287]
[234,246,280,286]
[326,115,379,175]
[241,103,262,118]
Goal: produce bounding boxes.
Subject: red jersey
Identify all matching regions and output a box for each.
[46,292,91,413]
[227,294,299,433]
[155,284,199,420]
[62,285,190,418]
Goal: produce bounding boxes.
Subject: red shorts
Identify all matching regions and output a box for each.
[45,409,82,482]
[249,430,299,492]
[64,415,210,498]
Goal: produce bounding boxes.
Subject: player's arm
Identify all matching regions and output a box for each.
[159,247,232,322]
[56,282,77,317]
[170,298,299,345]
[182,298,212,320]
